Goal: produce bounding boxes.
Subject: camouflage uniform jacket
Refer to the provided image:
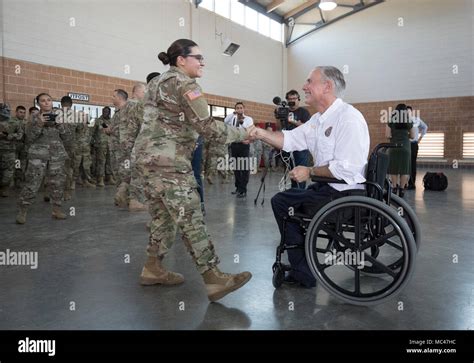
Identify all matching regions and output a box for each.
[133,66,247,177]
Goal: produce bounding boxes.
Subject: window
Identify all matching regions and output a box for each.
[226,107,235,116]
[418,132,445,158]
[211,106,226,119]
[215,0,230,19]
[270,19,282,42]
[245,7,258,32]
[200,0,214,11]
[462,132,474,159]
[258,13,270,37]
[230,0,244,25]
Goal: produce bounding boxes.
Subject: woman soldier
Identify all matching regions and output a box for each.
[16,93,68,224]
[134,39,254,302]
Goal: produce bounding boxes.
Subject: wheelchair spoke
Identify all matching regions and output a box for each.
[361,230,397,251]
[354,267,361,295]
[364,253,397,278]
[321,226,354,251]
[385,238,403,251]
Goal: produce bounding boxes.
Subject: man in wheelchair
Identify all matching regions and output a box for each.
[250,66,370,288]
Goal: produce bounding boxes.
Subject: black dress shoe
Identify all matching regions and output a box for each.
[398,187,405,198]
[236,192,247,198]
[231,190,238,195]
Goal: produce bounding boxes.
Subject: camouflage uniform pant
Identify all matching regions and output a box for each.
[141,170,219,274]
[129,150,146,203]
[94,146,107,179]
[0,150,16,188]
[19,158,66,206]
[14,148,27,187]
[73,145,93,182]
[107,146,118,178]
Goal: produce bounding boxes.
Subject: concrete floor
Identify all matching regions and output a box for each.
[0,167,473,330]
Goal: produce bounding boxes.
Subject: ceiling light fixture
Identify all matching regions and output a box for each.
[319,0,338,11]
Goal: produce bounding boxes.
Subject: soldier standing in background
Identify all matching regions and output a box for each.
[60,96,76,200]
[104,89,127,199]
[204,137,231,185]
[92,106,112,187]
[134,39,253,302]
[73,109,96,188]
[16,93,68,224]
[11,105,27,190]
[107,85,146,210]
[0,104,24,197]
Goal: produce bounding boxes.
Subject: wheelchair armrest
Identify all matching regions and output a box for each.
[310,176,347,184]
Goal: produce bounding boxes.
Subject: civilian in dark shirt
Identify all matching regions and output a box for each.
[282,90,311,188]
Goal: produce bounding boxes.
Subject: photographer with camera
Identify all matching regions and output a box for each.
[16,93,69,224]
[224,102,254,198]
[249,66,370,288]
[277,90,311,189]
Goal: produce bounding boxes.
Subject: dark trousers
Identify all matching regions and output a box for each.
[271,183,341,287]
[231,143,250,194]
[409,142,419,186]
[192,136,204,203]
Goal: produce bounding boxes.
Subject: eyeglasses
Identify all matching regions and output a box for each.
[186,54,205,63]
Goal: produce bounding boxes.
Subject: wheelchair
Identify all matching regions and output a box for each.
[272,143,420,306]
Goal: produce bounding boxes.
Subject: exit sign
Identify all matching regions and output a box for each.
[68,92,90,102]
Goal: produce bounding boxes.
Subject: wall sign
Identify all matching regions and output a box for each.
[68,92,90,102]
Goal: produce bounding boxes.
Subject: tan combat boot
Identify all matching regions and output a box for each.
[70,180,75,190]
[96,177,105,187]
[83,179,96,189]
[202,267,252,302]
[51,205,67,220]
[114,184,128,208]
[129,199,147,212]
[145,221,151,231]
[15,205,28,224]
[63,190,72,201]
[206,175,213,184]
[140,256,184,286]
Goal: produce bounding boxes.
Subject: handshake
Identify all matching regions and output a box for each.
[243,125,260,143]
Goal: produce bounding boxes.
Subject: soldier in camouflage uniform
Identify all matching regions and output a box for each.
[11,106,27,189]
[73,110,95,188]
[113,84,147,211]
[204,137,231,184]
[16,93,68,224]
[91,107,112,187]
[60,97,77,200]
[134,39,253,302]
[0,104,23,197]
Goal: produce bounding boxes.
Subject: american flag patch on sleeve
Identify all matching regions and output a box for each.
[184,89,202,101]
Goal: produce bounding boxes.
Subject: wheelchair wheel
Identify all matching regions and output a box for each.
[272,263,285,288]
[305,196,417,306]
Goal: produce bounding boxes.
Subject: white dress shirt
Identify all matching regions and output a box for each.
[282,98,370,191]
[224,113,253,128]
[410,117,428,143]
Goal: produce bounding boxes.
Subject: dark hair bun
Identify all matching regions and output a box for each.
[158,52,170,65]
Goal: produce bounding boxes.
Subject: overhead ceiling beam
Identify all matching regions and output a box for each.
[284,0,319,20]
[238,0,284,23]
[266,0,286,13]
[287,0,384,46]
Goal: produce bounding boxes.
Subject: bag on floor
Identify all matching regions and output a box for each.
[423,172,448,191]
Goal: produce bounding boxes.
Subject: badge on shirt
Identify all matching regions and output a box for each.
[184,89,202,101]
[325,126,333,137]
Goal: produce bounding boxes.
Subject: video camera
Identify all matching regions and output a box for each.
[272,97,295,130]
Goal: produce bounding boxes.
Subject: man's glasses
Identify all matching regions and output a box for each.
[186,54,205,63]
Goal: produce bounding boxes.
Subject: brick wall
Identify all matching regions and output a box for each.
[306,96,474,162]
[0,57,276,126]
[1,57,473,161]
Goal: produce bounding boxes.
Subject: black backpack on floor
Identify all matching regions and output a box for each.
[423,172,448,191]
